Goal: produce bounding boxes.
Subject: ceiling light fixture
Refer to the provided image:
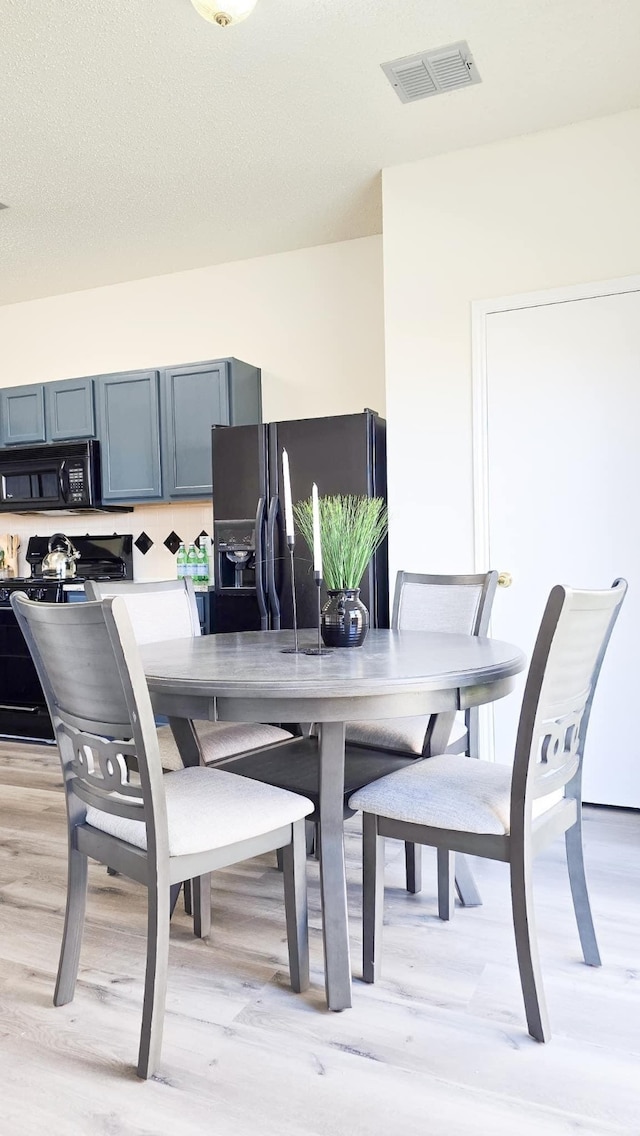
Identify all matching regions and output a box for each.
[190,0,259,26]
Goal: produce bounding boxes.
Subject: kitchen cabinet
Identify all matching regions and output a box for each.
[0,384,46,445]
[44,376,95,441]
[0,357,261,502]
[1,377,95,446]
[160,358,261,498]
[95,370,163,502]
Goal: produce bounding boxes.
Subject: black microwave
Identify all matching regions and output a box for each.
[0,440,131,514]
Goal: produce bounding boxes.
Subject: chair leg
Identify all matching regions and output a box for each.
[510,847,550,1042]
[437,848,455,920]
[405,842,422,894]
[278,818,315,870]
[565,818,601,967]
[192,873,212,939]
[362,813,384,984]
[169,882,182,918]
[137,876,171,1080]
[183,878,192,916]
[54,845,88,1006]
[281,819,310,993]
[466,707,479,760]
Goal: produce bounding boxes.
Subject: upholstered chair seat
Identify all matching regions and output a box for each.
[350,754,513,835]
[157,721,292,772]
[87,766,312,856]
[345,714,467,757]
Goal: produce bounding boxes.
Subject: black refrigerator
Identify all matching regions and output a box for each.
[210,410,388,633]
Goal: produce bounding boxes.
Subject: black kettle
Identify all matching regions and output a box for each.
[41,533,81,579]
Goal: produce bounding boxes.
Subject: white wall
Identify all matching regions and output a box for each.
[382,107,640,583]
[0,235,384,578]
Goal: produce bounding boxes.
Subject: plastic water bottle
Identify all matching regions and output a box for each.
[196,543,209,585]
[186,543,199,581]
[176,542,187,580]
[200,534,214,585]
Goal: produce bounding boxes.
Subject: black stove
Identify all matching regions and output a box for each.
[0,578,64,604]
[0,533,133,741]
[26,532,133,581]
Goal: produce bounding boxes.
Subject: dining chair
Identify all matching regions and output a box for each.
[86,579,295,916]
[349,578,627,1042]
[84,579,292,770]
[347,570,499,760]
[346,570,499,892]
[11,591,313,1079]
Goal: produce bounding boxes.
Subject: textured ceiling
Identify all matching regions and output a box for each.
[1,0,640,305]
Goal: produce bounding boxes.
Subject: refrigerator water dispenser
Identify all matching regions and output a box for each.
[214,520,257,590]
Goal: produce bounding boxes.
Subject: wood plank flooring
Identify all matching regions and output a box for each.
[0,741,638,1136]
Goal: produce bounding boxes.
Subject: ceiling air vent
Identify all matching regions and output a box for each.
[381,40,481,104]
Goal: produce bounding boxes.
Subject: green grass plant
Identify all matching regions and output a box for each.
[294,494,387,591]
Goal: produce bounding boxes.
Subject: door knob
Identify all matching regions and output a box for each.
[498,572,513,588]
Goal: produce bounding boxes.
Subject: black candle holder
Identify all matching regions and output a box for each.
[303,571,333,656]
[280,537,301,653]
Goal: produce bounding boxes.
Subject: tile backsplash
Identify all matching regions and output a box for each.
[2,500,212,581]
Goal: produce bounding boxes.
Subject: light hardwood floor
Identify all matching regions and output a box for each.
[0,741,638,1136]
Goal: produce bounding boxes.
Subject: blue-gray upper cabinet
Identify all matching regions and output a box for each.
[44,376,96,441]
[161,358,261,498]
[96,370,163,502]
[0,384,46,445]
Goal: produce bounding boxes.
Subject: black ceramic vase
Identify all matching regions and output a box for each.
[321,588,369,648]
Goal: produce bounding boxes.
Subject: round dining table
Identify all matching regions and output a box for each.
[141,627,526,1012]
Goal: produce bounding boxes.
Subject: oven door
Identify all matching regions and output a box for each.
[0,598,55,740]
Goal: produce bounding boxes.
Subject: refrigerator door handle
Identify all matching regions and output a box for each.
[266,494,281,630]
[254,496,269,631]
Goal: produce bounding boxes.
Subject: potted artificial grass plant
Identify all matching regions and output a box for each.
[294,494,387,647]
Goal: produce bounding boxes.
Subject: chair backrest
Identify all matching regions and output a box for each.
[392,571,498,635]
[10,592,168,859]
[511,579,627,825]
[84,578,201,645]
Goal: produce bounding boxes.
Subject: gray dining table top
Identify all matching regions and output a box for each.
[140,628,526,702]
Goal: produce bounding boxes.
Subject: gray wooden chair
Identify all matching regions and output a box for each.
[349,579,627,1042]
[347,570,499,761]
[347,570,498,894]
[84,579,292,769]
[11,591,312,1079]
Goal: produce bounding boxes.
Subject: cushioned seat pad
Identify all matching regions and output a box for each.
[157,721,292,771]
[345,712,467,755]
[349,754,513,835]
[345,716,429,755]
[86,767,314,857]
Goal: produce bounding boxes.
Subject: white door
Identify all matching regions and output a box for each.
[476,281,640,807]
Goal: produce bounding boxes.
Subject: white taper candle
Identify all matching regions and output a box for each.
[282,449,294,541]
[312,483,322,577]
